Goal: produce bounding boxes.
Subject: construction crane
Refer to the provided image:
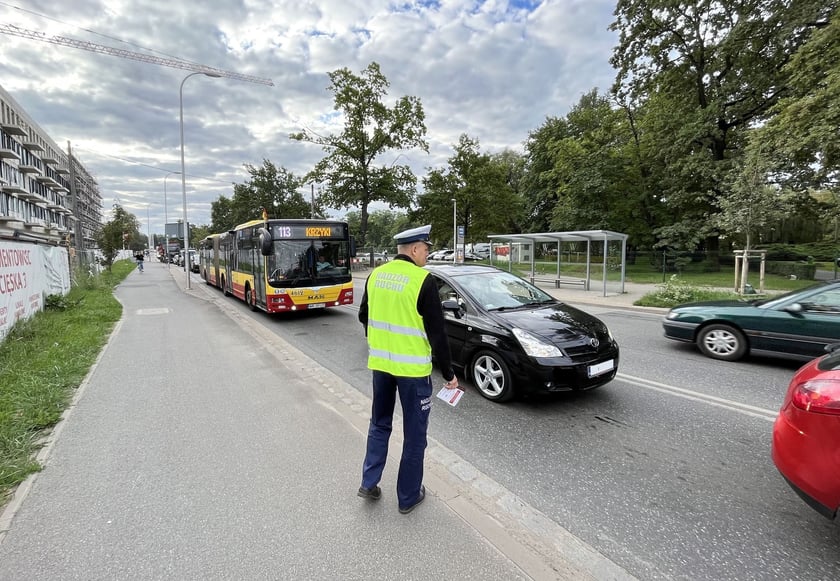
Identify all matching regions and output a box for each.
[0,24,274,86]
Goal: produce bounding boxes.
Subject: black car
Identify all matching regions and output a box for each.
[425,264,619,402]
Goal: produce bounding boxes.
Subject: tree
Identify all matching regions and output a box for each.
[610,0,831,255]
[759,6,839,198]
[715,143,793,291]
[190,224,211,247]
[210,196,233,233]
[343,209,410,251]
[95,205,140,269]
[210,160,312,232]
[290,62,428,247]
[419,135,524,246]
[520,90,657,246]
[522,116,571,233]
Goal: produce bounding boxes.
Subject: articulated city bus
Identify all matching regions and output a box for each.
[197,233,226,287]
[199,218,355,312]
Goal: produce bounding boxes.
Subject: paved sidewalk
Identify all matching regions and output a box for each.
[0,261,636,581]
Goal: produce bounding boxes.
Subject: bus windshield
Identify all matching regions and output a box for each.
[266,240,351,287]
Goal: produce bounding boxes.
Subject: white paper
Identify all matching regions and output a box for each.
[436,387,464,407]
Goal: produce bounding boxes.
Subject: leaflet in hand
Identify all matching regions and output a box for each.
[436,386,464,407]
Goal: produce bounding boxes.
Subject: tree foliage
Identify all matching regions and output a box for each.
[344,209,411,251]
[716,143,793,252]
[290,62,428,247]
[759,5,839,193]
[418,135,524,247]
[95,205,139,269]
[610,0,832,252]
[520,90,660,246]
[210,160,313,232]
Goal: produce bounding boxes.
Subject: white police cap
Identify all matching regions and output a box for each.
[394,224,433,246]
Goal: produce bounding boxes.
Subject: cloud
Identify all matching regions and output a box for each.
[0,0,618,235]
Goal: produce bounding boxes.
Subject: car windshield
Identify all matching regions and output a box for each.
[456,271,555,310]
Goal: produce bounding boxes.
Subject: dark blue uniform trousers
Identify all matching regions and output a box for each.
[361,370,433,508]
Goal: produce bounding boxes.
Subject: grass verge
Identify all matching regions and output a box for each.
[0,260,133,507]
[633,276,739,307]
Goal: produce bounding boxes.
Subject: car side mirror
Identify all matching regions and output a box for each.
[441,298,463,319]
[782,303,804,314]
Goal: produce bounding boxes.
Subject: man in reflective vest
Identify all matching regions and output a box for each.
[357,224,459,514]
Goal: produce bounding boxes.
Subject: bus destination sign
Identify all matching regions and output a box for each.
[305,226,333,237]
[271,224,340,239]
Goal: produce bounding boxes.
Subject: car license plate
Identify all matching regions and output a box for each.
[308,303,326,309]
[588,359,614,377]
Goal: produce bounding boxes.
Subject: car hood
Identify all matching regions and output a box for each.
[492,303,610,343]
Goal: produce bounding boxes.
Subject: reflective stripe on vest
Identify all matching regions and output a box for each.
[366,259,432,377]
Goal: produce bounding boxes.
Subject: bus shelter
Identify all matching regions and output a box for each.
[487,230,629,297]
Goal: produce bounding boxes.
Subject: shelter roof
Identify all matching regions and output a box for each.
[487,230,628,244]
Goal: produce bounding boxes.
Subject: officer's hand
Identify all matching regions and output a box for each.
[444,377,459,390]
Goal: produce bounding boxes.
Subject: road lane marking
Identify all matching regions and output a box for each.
[617,373,778,422]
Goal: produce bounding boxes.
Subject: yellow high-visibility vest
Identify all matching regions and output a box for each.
[366,260,432,377]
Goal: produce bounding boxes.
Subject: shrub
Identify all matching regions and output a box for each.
[635,275,737,308]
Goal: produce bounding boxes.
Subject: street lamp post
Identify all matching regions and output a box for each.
[145,205,151,256]
[451,198,457,263]
[180,71,220,289]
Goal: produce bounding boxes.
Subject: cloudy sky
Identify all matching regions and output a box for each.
[0,0,619,237]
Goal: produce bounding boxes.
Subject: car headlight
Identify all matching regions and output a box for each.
[512,328,564,357]
[666,311,680,320]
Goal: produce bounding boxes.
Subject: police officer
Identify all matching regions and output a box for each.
[357,225,459,514]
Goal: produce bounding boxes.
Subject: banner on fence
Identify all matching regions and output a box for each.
[0,240,70,341]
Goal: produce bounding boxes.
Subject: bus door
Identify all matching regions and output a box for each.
[221,233,234,295]
[253,243,266,309]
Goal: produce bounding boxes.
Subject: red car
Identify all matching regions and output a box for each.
[772,344,840,519]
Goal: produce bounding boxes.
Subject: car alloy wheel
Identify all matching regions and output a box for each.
[471,350,514,402]
[697,324,747,361]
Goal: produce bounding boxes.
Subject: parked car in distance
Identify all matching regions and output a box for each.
[188,249,199,273]
[662,280,840,362]
[428,249,452,261]
[426,264,619,402]
[772,343,840,519]
[467,243,491,259]
[430,249,484,262]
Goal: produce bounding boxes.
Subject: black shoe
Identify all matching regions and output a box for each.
[357,485,381,500]
[399,485,426,514]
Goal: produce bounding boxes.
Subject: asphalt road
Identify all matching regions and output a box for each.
[224,277,840,581]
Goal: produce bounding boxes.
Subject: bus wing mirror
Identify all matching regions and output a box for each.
[350,235,357,257]
[258,228,272,256]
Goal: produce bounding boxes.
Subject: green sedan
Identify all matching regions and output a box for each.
[662,281,840,361]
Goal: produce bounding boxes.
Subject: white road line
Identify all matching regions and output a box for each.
[617,372,779,422]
